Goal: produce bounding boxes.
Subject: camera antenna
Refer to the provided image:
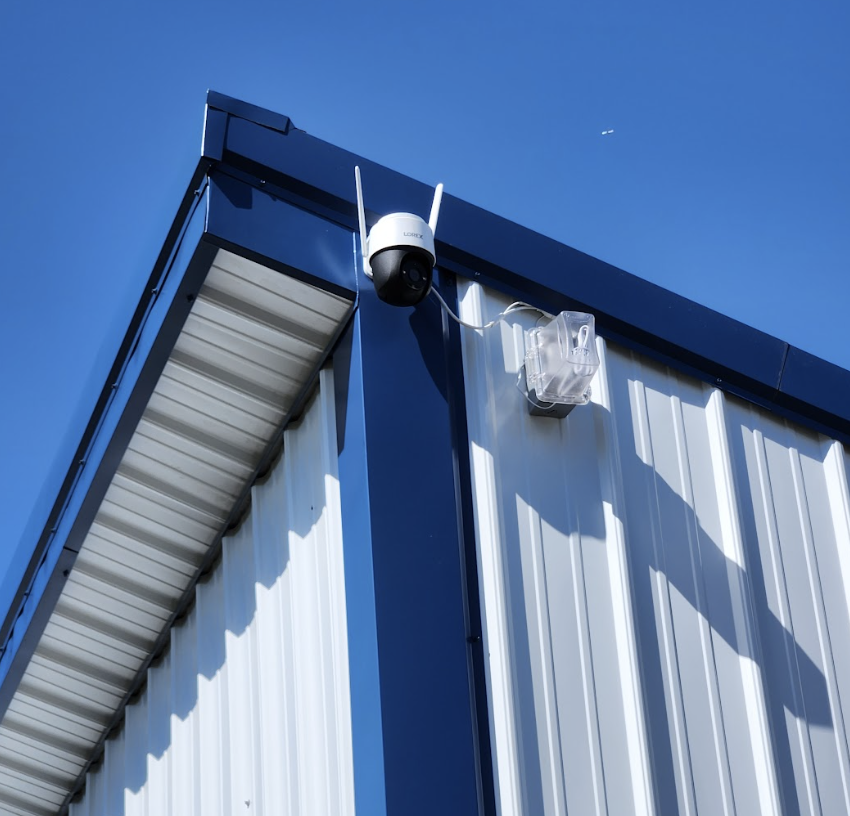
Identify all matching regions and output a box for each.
[354,166,372,278]
[429,183,444,236]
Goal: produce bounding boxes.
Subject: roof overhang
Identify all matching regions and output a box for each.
[0,147,355,813]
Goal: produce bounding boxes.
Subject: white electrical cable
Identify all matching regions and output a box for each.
[430,286,552,330]
[430,285,555,412]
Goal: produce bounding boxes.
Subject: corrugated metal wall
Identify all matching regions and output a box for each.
[0,249,351,816]
[67,369,354,816]
[459,281,850,816]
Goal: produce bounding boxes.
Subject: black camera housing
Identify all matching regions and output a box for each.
[369,247,434,307]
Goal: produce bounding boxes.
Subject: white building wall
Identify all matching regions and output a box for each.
[460,281,850,816]
[68,369,354,816]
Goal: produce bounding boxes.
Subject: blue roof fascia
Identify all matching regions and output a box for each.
[207,89,293,137]
[204,168,357,299]
[0,136,361,717]
[777,347,850,433]
[0,102,361,676]
[203,92,850,442]
[0,160,210,656]
[0,184,218,715]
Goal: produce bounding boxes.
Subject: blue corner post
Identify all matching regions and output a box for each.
[335,275,483,816]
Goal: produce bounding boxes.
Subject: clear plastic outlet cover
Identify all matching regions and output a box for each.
[524,311,600,404]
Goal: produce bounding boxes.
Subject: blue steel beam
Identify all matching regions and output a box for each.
[335,276,483,816]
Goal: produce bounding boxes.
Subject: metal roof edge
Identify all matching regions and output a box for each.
[206,89,294,136]
[205,94,850,443]
[776,346,850,437]
[0,165,212,669]
[0,100,362,674]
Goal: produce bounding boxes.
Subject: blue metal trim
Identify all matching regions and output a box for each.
[204,97,850,442]
[334,280,481,816]
[777,346,850,437]
[0,160,211,654]
[0,195,219,717]
[205,169,357,299]
[202,107,228,162]
[334,314,388,816]
[433,234,788,399]
[206,90,293,135]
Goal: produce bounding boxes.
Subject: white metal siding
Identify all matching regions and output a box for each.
[0,249,351,816]
[67,369,354,816]
[460,281,850,816]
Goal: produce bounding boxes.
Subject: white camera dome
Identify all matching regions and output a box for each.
[366,213,435,263]
[354,167,444,307]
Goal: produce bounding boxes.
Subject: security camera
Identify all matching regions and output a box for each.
[355,166,444,307]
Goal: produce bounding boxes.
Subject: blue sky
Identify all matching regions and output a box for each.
[1,0,848,596]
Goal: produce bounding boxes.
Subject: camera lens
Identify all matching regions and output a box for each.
[401,255,428,290]
[370,247,433,306]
